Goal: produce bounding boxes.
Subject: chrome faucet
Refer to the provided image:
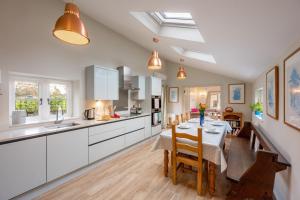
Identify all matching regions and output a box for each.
[55,106,64,124]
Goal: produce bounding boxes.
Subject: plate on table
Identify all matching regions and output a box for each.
[178,123,191,129]
[209,121,224,126]
[204,127,220,134]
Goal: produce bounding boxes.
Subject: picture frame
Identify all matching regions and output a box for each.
[266,66,279,119]
[284,47,300,131]
[169,87,179,103]
[228,83,245,104]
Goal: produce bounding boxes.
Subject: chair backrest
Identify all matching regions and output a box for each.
[171,125,202,159]
[181,114,186,122]
[175,115,180,125]
[186,112,190,120]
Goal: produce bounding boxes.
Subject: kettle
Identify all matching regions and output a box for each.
[84,108,95,120]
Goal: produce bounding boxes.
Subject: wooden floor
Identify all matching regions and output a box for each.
[37,137,231,200]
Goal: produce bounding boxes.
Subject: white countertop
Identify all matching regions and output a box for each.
[0,113,150,145]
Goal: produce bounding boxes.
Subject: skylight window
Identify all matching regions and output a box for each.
[162,12,193,20]
[149,12,196,27]
[130,12,204,42]
[172,46,216,64]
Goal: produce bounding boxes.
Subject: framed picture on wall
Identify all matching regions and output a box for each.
[228,83,245,104]
[169,87,179,103]
[284,47,300,131]
[266,66,279,119]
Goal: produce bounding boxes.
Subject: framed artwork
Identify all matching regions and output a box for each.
[169,87,179,103]
[266,66,279,119]
[284,47,300,131]
[228,83,245,104]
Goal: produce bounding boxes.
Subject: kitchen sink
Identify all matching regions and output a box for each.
[44,122,81,130]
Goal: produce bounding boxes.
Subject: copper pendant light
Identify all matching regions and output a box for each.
[177,59,187,80]
[53,2,90,45]
[148,38,162,70]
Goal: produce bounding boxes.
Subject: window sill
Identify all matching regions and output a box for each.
[254,113,264,121]
[9,116,80,129]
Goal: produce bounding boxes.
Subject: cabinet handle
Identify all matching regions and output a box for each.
[40,98,43,105]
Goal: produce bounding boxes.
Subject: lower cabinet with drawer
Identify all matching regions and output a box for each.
[0,137,46,200]
[47,128,89,182]
[125,128,145,147]
[89,135,126,164]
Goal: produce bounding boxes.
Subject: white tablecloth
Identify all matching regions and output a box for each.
[152,118,232,173]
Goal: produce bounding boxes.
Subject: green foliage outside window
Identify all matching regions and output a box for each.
[15,98,39,116]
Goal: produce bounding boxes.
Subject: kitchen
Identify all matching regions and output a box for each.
[0,0,299,199]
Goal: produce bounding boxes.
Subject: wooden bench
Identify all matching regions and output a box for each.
[226,122,291,200]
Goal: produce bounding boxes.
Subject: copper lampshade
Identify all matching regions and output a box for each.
[148,50,162,70]
[53,3,90,45]
[177,66,187,80]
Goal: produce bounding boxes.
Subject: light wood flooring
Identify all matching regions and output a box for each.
[37,137,231,200]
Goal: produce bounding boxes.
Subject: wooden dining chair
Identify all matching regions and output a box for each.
[181,113,186,122]
[175,115,181,125]
[186,112,190,121]
[171,125,204,195]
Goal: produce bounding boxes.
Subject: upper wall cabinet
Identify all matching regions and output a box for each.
[151,76,162,96]
[86,65,119,100]
[131,76,145,100]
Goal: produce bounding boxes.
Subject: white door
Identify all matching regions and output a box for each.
[0,137,46,200]
[47,129,88,182]
[107,69,119,100]
[94,67,107,100]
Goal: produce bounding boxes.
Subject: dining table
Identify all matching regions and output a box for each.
[152,117,232,195]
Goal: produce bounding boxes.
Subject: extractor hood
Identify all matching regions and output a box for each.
[117,66,139,90]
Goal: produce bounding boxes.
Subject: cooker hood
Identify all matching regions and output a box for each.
[117,66,139,90]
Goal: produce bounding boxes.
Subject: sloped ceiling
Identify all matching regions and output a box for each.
[68,0,300,81]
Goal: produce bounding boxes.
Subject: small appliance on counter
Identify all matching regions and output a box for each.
[84,108,95,120]
[130,104,143,114]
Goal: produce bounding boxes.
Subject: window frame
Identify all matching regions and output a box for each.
[148,12,196,28]
[9,75,73,125]
[254,87,264,120]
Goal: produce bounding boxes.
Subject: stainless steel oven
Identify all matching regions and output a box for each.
[152,96,161,110]
[152,112,162,126]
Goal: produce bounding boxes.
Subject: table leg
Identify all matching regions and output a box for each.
[208,161,216,195]
[164,150,169,177]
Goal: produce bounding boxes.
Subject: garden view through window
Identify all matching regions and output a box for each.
[10,75,72,124]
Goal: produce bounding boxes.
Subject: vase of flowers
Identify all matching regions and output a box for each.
[199,103,206,127]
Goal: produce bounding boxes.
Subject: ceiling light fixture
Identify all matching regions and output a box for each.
[53,2,90,45]
[177,58,187,80]
[148,38,162,70]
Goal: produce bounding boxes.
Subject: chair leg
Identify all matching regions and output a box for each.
[172,152,177,185]
[197,161,203,195]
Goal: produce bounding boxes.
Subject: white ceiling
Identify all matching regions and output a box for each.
[71,0,300,81]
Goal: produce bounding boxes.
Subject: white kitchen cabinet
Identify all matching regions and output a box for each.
[125,129,145,147]
[0,137,46,200]
[152,124,162,136]
[47,129,88,182]
[144,116,152,138]
[86,65,119,100]
[125,117,145,133]
[94,67,107,100]
[88,120,126,145]
[131,76,145,100]
[89,135,126,164]
[151,76,162,96]
[107,69,119,100]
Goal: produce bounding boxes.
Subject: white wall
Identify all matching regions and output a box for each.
[252,40,300,200]
[0,0,166,129]
[166,61,253,121]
